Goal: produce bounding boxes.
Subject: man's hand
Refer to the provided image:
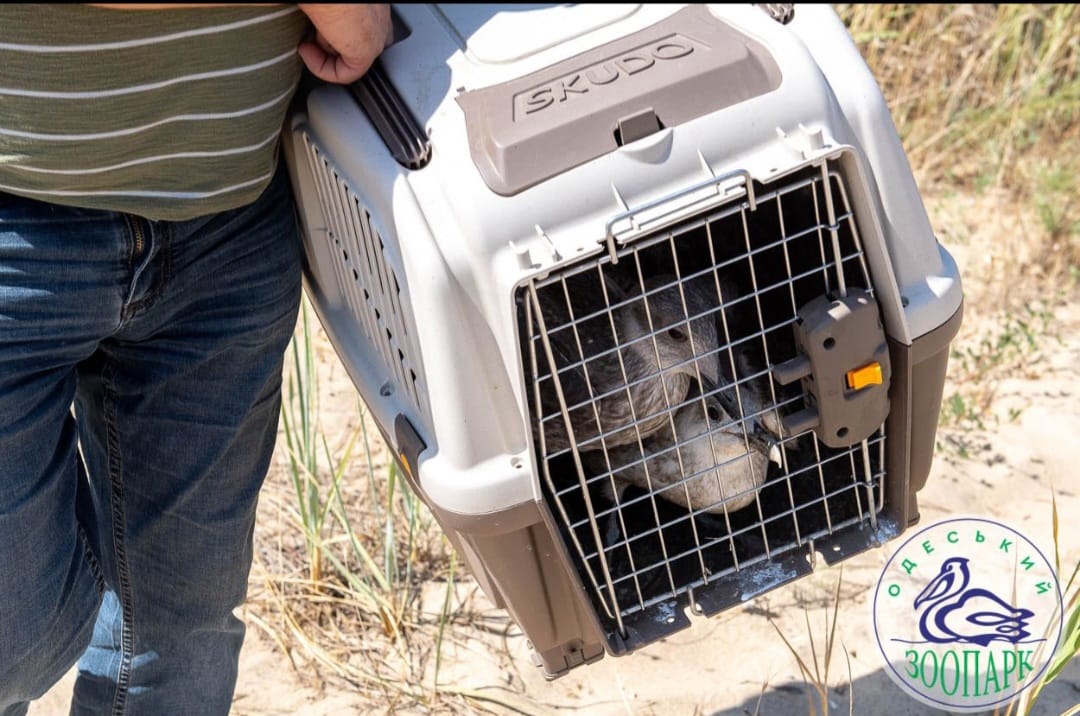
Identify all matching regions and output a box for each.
[298,4,392,85]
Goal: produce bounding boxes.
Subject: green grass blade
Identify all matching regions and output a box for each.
[433,547,456,690]
[1041,594,1080,685]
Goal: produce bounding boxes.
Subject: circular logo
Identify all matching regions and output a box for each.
[872,517,1063,712]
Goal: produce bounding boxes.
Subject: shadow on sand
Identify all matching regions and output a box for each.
[708,658,1079,716]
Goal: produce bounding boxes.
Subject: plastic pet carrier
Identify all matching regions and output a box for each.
[282,3,964,679]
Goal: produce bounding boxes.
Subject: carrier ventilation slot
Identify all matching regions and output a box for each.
[302,132,428,417]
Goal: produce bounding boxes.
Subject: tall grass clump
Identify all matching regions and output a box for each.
[999,489,1080,716]
[838,4,1079,285]
[839,4,1078,188]
[248,298,488,710]
[769,568,854,716]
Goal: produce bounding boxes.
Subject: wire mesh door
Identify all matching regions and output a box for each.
[517,159,886,638]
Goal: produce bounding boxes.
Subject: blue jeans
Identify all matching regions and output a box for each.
[0,166,302,715]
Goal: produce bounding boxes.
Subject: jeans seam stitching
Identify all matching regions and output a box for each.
[158,222,173,305]
[76,524,106,597]
[102,362,134,716]
[119,216,137,327]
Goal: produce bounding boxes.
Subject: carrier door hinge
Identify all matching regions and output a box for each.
[772,289,891,447]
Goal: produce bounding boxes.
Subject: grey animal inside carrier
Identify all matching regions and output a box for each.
[282,3,963,678]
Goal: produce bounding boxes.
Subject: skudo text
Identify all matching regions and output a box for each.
[513,35,699,118]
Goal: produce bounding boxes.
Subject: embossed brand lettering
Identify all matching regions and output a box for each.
[516,36,696,117]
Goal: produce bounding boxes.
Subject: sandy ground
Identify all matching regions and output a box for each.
[28,182,1080,716]
[29,301,1080,716]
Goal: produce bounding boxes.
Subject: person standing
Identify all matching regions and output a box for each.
[0,5,391,714]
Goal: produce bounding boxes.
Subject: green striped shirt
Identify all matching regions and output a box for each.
[0,4,310,220]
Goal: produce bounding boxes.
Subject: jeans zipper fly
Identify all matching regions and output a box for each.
[121,215,153,324]
[130,216,146,259]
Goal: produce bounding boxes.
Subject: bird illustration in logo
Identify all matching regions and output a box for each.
[913,557,1034,647]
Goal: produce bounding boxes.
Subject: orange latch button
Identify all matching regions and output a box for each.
[846,362,883,391]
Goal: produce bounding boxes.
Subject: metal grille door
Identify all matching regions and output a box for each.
[517,159,886,638]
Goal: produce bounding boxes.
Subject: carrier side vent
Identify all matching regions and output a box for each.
[300,131,429,417]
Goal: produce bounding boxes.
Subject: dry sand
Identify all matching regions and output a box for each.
[30,305,1080,716]
[29,199,1080,714]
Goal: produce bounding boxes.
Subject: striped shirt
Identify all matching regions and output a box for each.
[0,4,310,221]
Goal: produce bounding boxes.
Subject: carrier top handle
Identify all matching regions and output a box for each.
[773,289,891,448]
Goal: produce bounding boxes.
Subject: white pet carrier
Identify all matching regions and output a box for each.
[282,3,963,678]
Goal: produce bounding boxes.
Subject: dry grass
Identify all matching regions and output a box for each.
[839,3,1079,295]
[843,5,1078,182]
[245,4,1079,713]
[769,568,854,716]
[248,303,511,713]
[836,5,1079,442]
